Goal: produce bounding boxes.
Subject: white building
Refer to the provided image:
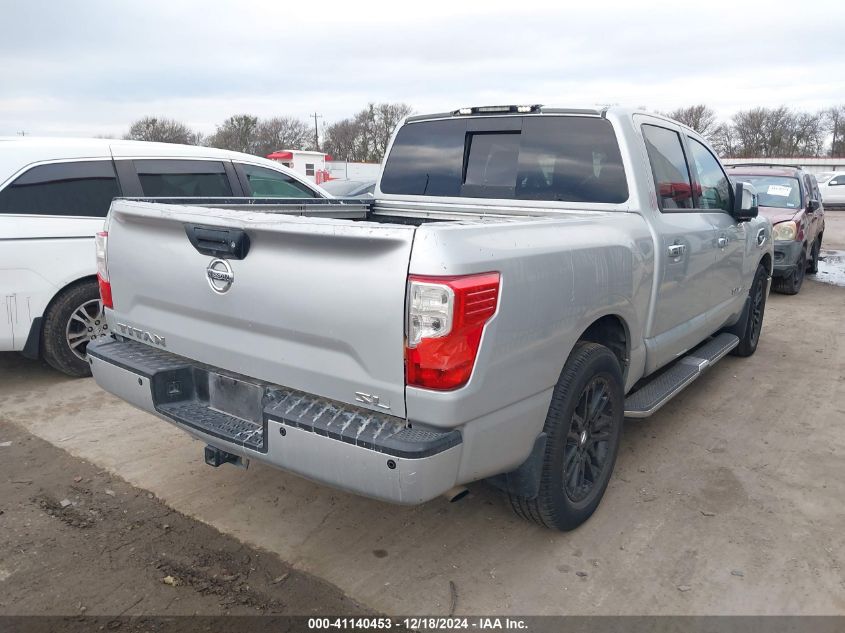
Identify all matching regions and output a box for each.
[266,149,329,183]
[267,148,382,184]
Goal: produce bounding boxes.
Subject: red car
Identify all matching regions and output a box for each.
[726,164,825,295]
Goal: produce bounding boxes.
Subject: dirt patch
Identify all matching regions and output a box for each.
[0,423,370,620]
[32,493,96,529]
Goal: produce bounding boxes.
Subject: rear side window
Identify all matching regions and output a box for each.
[380,119,465,197]
[380,116,628,203]
[465,132,520,189]
[642,125,693,210]
[239,164,317,198]
[0,160,120,217]
[135,160,233,197]
[686,138,732,212]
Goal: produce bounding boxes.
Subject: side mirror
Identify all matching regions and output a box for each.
[808,199,820,212]
[733,181,758,221]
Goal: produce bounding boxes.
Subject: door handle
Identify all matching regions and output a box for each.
[717,236,728,248]
[667,244,686,258]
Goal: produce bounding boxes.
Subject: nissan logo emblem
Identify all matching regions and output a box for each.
[206,259,234,294]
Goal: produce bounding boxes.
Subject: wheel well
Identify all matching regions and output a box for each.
[760,253,773,276]
[578,315,629,374]
[24,275,98,360]
[44,275,98,312]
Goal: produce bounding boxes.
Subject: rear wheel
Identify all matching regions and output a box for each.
[509,342,623,531]
[42,280,108,377]
[732,263,768,357]
[772,247,805,295]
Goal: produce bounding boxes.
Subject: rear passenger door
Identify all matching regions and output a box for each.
[684,136,745,330]
[116,159,241,198]
[639,120,719,372]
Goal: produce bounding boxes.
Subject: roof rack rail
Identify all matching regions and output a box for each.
[725,162,802,170]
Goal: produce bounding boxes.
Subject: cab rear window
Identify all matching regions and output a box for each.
[380,115,628,204]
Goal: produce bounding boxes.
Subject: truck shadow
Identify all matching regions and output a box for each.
[0,351,77,387]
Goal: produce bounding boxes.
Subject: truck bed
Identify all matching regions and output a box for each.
[119,196,591,225]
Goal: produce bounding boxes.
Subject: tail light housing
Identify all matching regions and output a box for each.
[406,272,500,390]
[95,231,113,309]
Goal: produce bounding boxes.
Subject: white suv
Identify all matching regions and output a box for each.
[818,171,845,207]
[0,137,326,376]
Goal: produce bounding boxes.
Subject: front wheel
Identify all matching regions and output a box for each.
[41,280,108,377]
[807,238,820,275]
[509,342,624,531]
[772,248,805,295]
[731,263,768,357]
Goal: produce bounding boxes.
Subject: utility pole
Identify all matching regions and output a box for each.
[311,112,322,151]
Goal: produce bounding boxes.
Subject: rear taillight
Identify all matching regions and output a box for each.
[405,272,500,390]
[95,231,113,309]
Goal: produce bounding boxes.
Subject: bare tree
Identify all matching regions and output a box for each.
[710,123,738,158]
[253,117,314,157]
[373,102,414,158]
[762,106,796,156]
[664,105,718,138]
[792,111,827,157]
[206,115,260,154]
[825,105,845,157]
[322,119,360,161]
[731,107,770,157]
[322,102,414,163]
[124,116,200,144]
[726,106,828,158]
[354,104,377,161]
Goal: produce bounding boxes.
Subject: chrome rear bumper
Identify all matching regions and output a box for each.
[87,338,463,504]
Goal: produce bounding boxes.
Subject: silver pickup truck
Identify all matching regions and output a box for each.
[88,105,772,530]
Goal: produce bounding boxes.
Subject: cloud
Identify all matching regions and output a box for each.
[2,0,844,137]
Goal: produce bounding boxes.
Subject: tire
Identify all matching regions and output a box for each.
[807,238,820,275]
[772,247,806,295]
[731,263,768,358]
[41,280,108,377]
[509,342,624,531]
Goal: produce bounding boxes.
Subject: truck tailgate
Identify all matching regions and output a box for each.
[105,200,414,417]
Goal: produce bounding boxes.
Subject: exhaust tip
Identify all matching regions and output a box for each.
[443,486,470,503]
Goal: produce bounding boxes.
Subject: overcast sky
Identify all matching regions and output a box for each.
[2,0,843,138]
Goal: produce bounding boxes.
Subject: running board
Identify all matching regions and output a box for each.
[624,333,739,418]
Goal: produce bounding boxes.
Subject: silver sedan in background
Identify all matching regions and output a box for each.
[320,179,376,198]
